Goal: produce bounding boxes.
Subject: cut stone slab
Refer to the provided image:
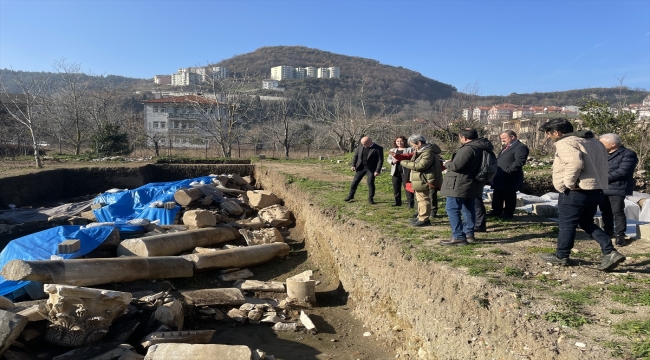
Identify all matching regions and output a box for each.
[10,305,44,322]
[140,330,215,348]
[220,201,244,216]
[234,279,285,293]
[234,217,266,230]
[240,228,284,246]
[0,309,28,357]
[247,190,282,209]
[300,310,317,332]
[180,288,245,307]
[192,247,220,254]
[637,223,650,240]
[117,227,236,257]
[218,269,254,282]
[57,239,80,254]
[182,210,216,228]
[52,342,133,360]
[154,300,183,331]
[0,296,14,310]
[272,322,298,331]
[226,309,246,322]
[532,203,559,218]
[145,343,252,360]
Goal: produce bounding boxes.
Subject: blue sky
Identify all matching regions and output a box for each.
[1,0,649,96]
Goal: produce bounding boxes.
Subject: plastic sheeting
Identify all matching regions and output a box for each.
[92,176,215,226]
[0,225,116,296]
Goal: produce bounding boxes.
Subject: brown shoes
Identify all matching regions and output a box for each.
[439,238,469,246]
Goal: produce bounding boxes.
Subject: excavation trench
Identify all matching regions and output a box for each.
[0,163,590,359]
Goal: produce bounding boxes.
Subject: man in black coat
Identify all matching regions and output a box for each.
[345,136,384,204]
[489,130,529,219]
[599,133,638,246]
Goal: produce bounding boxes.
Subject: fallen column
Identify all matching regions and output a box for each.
[173,188,203,206]
[2,257,194,287]
[182,243,290,270]
[117,227,237,257]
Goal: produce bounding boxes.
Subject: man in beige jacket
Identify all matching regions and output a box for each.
[537,118,625,271]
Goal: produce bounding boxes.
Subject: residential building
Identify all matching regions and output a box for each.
[153,75,171,85]
[512,107,534,119]
[294,68,307,79]
[142,94,226,147]
[487,105,514,122]
[472,106,491,122]
[562,105,579,113]
[209,66,228,80]
[328,67,340,78]
[317,68,330,78]
[262,79,280,89]
[305,67,317,78]
[644,95,650,106]
[271,66,295,80]
[171,68,201,86]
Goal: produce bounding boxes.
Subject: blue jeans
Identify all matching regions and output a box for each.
[557,189,615,259]
[445,197,476,239]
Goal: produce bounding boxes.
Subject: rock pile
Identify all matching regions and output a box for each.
[0,173,318,359]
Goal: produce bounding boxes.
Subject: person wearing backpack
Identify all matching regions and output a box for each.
[488,130,529,220]
[439,128,494,246]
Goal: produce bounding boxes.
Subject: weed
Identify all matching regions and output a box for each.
[613,319,650,336]
[415,248,453,263]
[631,340,650,358]
[527,247,556,254]
[452,257,497,276]
[556,287,598,307]
[610,309,626,314]
[543,311,591,328]
[504,267,525,277]
[489,248,509,255]
[535,274,560,286]
[601,341,626,358]
[608,284,650,306]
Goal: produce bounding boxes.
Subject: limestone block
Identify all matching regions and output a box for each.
[220,201,244,216]
[180,288,245,307]
[182,210,216,228]
[119,350,145,360]
[9,305,44,322]
[140,330,215,348]
[118,227,235,257]
[637,223,650,240]
[229,174,249,186]
[90,203,106,210]
[532,203,559,218]
[173,188,203,206]
[80,210,97,222]
[226,309,246,322]
[234,280,285,293]
[182,243,290,270]
[145,343,252,360]
[247,310,262,322]
[41,284,132,347]
[57,239,80,254]
[258,205,293,227]
[0,297,14,310]
[234,217,266,230]
[272,322,297,331]
[239,228,284,246]
[154,300,183,331]
[192,247,219,254]
[246,190,282,209]
[0,309,28,357]
[218,269,254,282]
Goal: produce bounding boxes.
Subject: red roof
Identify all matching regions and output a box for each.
[142,95,221,105]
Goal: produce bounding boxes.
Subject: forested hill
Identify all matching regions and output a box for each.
[478,88,649,107]
[214,46,458,105]
[0,69,150,94]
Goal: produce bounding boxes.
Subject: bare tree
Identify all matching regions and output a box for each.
[263,94,308,158]
[0,68,49,167]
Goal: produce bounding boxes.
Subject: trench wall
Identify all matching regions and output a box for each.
[255,164,589,359]
[0,164,254,209]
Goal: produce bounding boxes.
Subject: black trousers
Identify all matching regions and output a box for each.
[430,187,438,214]
[391,173,414,206]
[348,169,376,200]
[475,197,486,229]
[491,189,517,216]
[600,195,627,236]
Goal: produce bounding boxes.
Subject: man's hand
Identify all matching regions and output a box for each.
[351,166,356,171]
[374,172,380,176]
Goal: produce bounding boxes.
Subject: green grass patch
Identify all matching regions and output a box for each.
[489,248,509,255]
[543,311,591,328]
[504,267,525,277]
[614,319,650,336]
[452,257,497,276]
[556,287,599,307]
[608,284,650,306]
[415,248,453,263]
[527,247,556,254]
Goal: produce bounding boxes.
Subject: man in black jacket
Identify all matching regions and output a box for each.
[345,136,384,204]
[489,130,529,219]
[599,133,638,246]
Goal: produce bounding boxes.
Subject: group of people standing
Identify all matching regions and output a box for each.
[343,117,637,272]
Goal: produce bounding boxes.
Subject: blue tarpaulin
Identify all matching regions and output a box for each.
[0,225,116,296]
[92,176,215,225]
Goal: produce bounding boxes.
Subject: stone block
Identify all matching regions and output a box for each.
[91,203,106,210]
[145,343,252,360]
[300,311,317,332]
[52,343,133,360]
[636,223,650,240]
[532,203,558,218]
[141,330,215,348]
[154,300,183,331]
[258,205,293,227]
[0,310,28,356]
[286,270,316,304]
[246,190,282,209]
[234,280,285,293]
[182,210,216,228]
[57,239,80,254]
[218,269,254,282]
[0,297,14,310]
[10,305,44,322]
[180,288,245,307]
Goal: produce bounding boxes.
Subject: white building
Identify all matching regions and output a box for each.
[294,67,307,79]
[153,75,171,85]
[317,68,330,78]
[210,66,228,80]
[171,68,201,86]
[327,67,340,78]
[305,66,317,78]
[142,95,227,147]
[271,66,295,80]
[262,79,279,89]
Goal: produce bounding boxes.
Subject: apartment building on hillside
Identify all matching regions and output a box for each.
[317,68,330,79]
[153,75,171,85]
[271,66,295,80]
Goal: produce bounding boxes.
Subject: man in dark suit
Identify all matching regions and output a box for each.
[599,133,638,246]
[345,136,384,204]
[489,130,529,219]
